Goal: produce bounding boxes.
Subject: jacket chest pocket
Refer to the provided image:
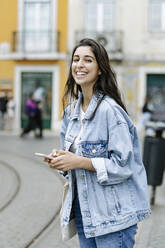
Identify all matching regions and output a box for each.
[81,142,107,158]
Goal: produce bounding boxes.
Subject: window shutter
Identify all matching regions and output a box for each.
[24,0,51,51]
[85,0,115,32]
[149,0,165,31]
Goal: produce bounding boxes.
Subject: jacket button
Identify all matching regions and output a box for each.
[80,175,85,180]
[86,213,91,217]
[90,232,95,236]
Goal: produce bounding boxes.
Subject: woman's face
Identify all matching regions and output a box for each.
[72,46,101,89]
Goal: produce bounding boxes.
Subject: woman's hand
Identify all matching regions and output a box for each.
[44,149,58,163]
[45,150,95,172]
[48,150,79,171]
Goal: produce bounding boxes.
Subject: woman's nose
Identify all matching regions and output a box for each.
[77,59,84,67]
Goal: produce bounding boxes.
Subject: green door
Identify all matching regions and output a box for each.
[147,74,165,108]
[21,72,52,129]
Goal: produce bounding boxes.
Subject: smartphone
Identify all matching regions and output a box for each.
[34,152,53,160]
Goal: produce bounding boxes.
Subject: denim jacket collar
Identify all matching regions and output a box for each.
[71,92,104,120]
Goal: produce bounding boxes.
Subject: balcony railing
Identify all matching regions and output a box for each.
[12,30,60,53]
[75,30,123,59]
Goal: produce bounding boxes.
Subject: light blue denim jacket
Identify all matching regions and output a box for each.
[60,92,151,238]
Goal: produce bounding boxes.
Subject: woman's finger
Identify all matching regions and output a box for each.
[44,157,52,163]
[48,156,61,167]
[50,149,58,157]
[49,163,63,170]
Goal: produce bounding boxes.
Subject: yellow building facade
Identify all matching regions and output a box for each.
[0,0,68,131]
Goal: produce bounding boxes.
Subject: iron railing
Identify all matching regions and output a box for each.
[12,30,60,53]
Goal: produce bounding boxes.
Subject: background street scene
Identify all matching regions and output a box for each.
[0,0,165,247]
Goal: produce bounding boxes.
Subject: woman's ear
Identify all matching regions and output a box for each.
[98,70,101,75]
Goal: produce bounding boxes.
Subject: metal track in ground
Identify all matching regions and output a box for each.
[0,160,21,212]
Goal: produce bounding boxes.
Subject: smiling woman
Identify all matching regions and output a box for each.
[45,39,151,248]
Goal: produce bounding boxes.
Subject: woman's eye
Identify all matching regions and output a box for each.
[72,58,92,63]
[85,59,92,63]
[73,59,79,62]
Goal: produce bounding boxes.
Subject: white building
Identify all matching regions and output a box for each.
[67,0,165,122]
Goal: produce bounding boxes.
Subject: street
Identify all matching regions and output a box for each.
[0,133,79,248]
[0,132,165,247]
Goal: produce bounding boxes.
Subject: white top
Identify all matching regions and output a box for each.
[70,107,85,153]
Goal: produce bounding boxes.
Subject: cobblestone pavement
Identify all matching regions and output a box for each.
[0,132,165,248]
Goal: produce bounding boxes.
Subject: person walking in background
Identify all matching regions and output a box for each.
[0,92,8,130]
[20,92,37,137]
[5,94,15,131]
[35,100,43,139]
[45,39,151,248]
[136,95,153,134]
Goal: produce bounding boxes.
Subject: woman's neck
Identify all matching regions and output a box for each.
[81,87,93,112]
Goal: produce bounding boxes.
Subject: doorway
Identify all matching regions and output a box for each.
[14,65,60,131]
[21,72,52,129]
[147,74,165,108]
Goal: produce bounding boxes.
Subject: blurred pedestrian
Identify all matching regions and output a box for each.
[20,92,37,137]
[0,92,8,130]
[35,100,43,138]
[137,95,153,134]
[45,39,151,248]
[34,84,45,102]
[5,94,15,131]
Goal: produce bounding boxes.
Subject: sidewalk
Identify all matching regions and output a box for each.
[135,175,165,248]
[0,128,60,137]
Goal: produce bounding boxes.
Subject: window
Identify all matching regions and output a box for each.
[23,0,52,51]
[85,0,116,32]
[147,74,165,108]
[149,0,165,31]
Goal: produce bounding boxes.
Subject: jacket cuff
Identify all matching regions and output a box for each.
[91,158,108,184]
